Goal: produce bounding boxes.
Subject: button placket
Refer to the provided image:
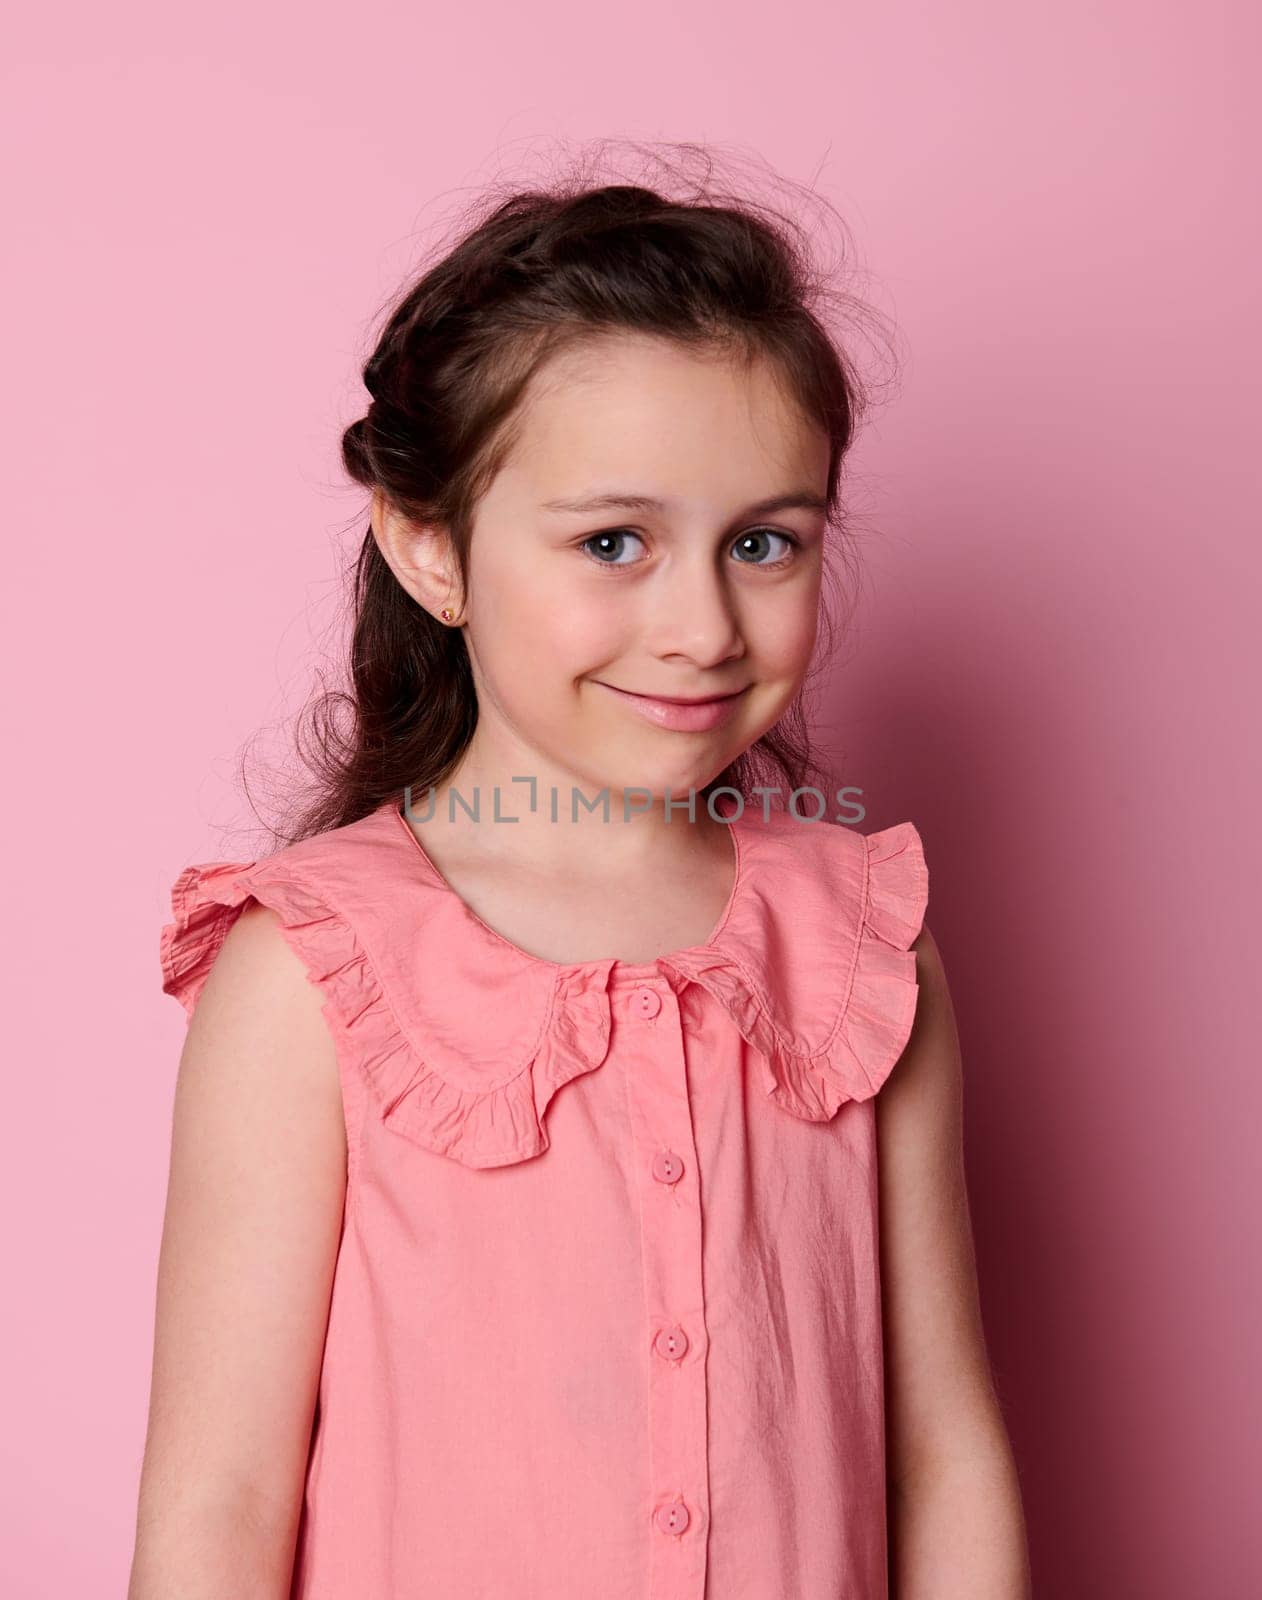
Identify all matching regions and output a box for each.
[621,978,709,1599]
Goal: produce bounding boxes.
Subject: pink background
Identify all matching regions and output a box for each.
[4,4,1257,1595]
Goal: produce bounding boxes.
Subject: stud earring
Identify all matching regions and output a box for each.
[440,607,456,623]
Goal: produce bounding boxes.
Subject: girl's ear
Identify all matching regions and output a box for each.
[370,488,465,623]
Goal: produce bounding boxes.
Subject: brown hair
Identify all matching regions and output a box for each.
[261,142,897,844]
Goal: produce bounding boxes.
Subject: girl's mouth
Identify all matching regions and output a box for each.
[593,681,749,732]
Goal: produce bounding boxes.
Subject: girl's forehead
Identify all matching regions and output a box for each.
[528,329,788,410]
[502,345,825,500]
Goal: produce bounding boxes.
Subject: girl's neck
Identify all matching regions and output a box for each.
[398,774,739,968]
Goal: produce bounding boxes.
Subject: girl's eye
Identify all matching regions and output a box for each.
[580,527,800,569]
[581,529,646,566]
[731,528,798,566]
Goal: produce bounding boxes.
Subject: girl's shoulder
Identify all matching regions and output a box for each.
[159,798,412,1024]
[710,804,931,1100]
[160,796,605,1170]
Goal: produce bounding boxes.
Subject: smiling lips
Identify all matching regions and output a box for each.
[595,680,749,732]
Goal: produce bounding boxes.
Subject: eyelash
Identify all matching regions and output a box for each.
[579,527,802,572]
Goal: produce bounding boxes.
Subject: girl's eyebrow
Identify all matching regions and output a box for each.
[540,489,830,517]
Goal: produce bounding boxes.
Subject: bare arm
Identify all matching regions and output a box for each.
[878,924,1031,1599]
[129,904,349,1600]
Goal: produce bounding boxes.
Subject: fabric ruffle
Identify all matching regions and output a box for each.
[661,821,929,1122]
[159,812,928,1165]
[160,860,616,1170]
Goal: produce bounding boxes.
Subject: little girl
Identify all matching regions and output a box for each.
[131,168,1029,1599]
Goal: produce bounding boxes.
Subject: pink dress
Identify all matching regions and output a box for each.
[159,793,929,1600]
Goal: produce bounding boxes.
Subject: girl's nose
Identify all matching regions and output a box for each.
[647,558,745,668]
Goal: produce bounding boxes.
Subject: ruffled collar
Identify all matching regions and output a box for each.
[161,795,928,1169]
[358,796,926,1164]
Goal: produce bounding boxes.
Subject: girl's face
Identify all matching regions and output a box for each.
[393,330,831,809]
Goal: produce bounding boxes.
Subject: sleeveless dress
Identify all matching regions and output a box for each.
[159,792,929,1600]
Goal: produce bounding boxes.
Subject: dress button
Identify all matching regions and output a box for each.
[654,1324,689,1361]
[654,1498,691,1536]
[632,987,662,1018]
[652,1149,684,1184]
